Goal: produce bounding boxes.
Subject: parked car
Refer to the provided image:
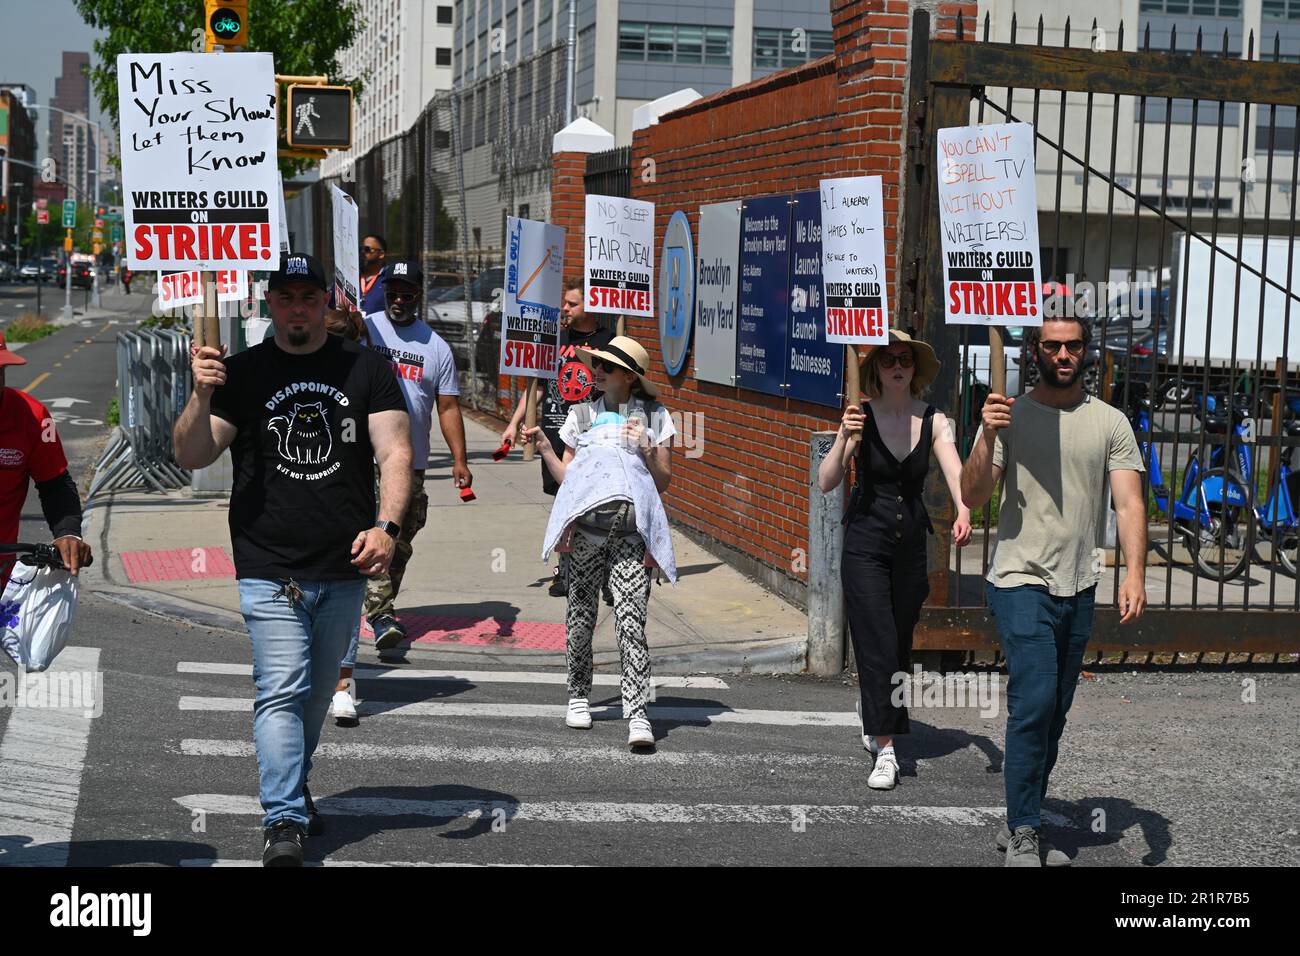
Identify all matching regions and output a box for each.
[0,261,13,282]
[19,260,44,281]
[425,268,504,340]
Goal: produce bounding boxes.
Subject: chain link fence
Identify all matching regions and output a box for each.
[285,42,571,414]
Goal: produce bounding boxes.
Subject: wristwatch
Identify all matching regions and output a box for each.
[375,520,400,539]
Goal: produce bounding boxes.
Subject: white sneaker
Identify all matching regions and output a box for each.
[868,751,899,790]
[331,689,358,723]
[566,697,593,729]
[627,717,654,747]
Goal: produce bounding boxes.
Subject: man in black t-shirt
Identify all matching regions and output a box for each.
[173,254,413,867]
[501,279,613,595]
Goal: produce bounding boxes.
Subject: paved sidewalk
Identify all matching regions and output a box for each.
[83,409,809,673]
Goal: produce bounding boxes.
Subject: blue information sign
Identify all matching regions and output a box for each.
[785,191,844,407]
[735,195,790,397]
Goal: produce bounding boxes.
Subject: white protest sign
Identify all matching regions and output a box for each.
[329,184,360,310]
[936,122,1043,326]
[501,216,565,378]
[214,269,247,302]
[584,194,654,317]
[277,171,290,258]
[819,176,889,345]
[155,269,246,310]
[117,52,281,271]
[155,271,204,309]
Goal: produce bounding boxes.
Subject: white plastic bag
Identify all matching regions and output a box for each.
[1,564,80,672]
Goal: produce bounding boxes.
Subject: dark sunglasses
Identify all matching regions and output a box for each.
[1039,339,1085,356]
[594,358,623,373]
[386,289,418,303]
[361,246,381,254]
[877,350,914,369]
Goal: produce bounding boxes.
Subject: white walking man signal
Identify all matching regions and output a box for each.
[295,97,320,137]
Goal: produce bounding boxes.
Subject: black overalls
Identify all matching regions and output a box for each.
[841,404,935,737]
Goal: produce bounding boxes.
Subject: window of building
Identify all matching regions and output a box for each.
[434,128,451,148]
[1139,0,1242,15]
[579,24,596,72]
[753,27,833,69]
[617,22,733,66]
[539,1,553,47]
[436,47,452,66]
[437,5,453,25]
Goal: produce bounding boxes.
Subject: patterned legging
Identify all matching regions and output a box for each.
[565,531,653,719]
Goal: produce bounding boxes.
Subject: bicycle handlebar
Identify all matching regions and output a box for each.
[0,543,94,571]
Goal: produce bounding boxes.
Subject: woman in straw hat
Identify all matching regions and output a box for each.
[522,335,677,749]
[817,329,972,789]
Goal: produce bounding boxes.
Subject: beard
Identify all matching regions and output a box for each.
[387,302,417,324]
[1035,351,1082,389]
[286,327,310,347]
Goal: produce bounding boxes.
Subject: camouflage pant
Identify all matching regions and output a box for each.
[364,472,428,622]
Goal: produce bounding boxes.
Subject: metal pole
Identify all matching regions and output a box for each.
[450,92,479,411]
[564,0,576,124]
[808,432,846,675]
[92,164,101,307]
[63,229,73,321]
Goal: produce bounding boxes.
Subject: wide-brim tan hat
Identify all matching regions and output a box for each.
[866,328,940,390]
[575,335,659,398]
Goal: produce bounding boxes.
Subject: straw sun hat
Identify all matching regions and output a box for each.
[864,328,941,391]
[575,335,659,398]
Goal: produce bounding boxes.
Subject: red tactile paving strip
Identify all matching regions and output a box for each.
[361,615,566,651]
[119,547,237,583]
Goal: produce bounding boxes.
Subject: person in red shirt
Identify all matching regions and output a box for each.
[0,331,92,586]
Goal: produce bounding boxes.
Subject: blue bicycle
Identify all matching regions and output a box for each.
[1127,386,1256,581]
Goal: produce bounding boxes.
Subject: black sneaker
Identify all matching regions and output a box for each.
[548,568,567,597]
[303,785,324,836]
[262,819,305,867]
[372,615,407,651]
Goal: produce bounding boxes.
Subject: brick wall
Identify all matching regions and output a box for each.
[551,0,976,606]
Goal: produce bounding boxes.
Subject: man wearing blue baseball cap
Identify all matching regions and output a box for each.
[173,253,414,866]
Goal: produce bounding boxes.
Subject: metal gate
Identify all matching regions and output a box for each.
[585,146,632,199]
[902,8,1300,655]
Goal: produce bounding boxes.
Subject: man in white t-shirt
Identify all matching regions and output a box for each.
[350,257,470,653]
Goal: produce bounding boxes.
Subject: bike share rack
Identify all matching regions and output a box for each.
[88,328,193,499]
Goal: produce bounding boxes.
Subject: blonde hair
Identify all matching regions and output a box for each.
[862,344,926,399]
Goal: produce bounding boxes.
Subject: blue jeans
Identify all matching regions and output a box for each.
[340,621,360,670]
[986,582,1096,831]
[238,577,366,828]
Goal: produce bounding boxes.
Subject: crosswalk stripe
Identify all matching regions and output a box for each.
[178,697,858,727]
[178,858,578,867]
[174,793,1073,828]
[176,662,729,689]
[0,647,101,867]
[178,738,860,769]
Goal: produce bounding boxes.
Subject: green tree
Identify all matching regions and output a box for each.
[75,0,364,178]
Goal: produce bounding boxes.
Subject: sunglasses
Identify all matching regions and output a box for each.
[361,246,381,254]
[386,290,417,303]
[593,358,623,373]
[1039,339,1085,356]
[877,350,914,369]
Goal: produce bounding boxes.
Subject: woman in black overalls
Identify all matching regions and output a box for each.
[818,330,972,790]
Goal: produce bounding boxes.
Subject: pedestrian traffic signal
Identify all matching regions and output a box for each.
[204,0,248,51]
[285,85,353,149]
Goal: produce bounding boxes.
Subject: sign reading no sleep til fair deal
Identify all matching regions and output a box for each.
[819,176,889,345]
[584,194,654,317]
[117,52,281,271]
[937,122,1043,326]
[500,216,565,378]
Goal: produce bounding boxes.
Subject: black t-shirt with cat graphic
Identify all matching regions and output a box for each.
[209,334,407,580]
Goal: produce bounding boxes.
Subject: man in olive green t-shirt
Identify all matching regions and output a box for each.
[961,317,1148,868]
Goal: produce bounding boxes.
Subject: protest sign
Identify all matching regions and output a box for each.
[329,184,359,310]
[584,195,654,317]
[500,216,565,378]
[214,269,247,302]
[819,176,889,345]
[117,52,281,271]
[156,269,246,310]
[936,122,1043,326]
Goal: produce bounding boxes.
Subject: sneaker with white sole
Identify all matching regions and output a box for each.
[1003,826,1043,867]
[997,824,1071,867]
[565,697,593,729]
[627,717,654,747]
[867,751,899,790]
[332,689,358,725]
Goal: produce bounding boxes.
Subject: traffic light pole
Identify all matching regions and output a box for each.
[63,229,73,322]
[91,166,101,308]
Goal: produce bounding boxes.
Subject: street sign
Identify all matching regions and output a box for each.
[62,199,76,228]
[36,198,48,211]
[37,210,49,225]
[285,84,353,149]
[112,224,122,242]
